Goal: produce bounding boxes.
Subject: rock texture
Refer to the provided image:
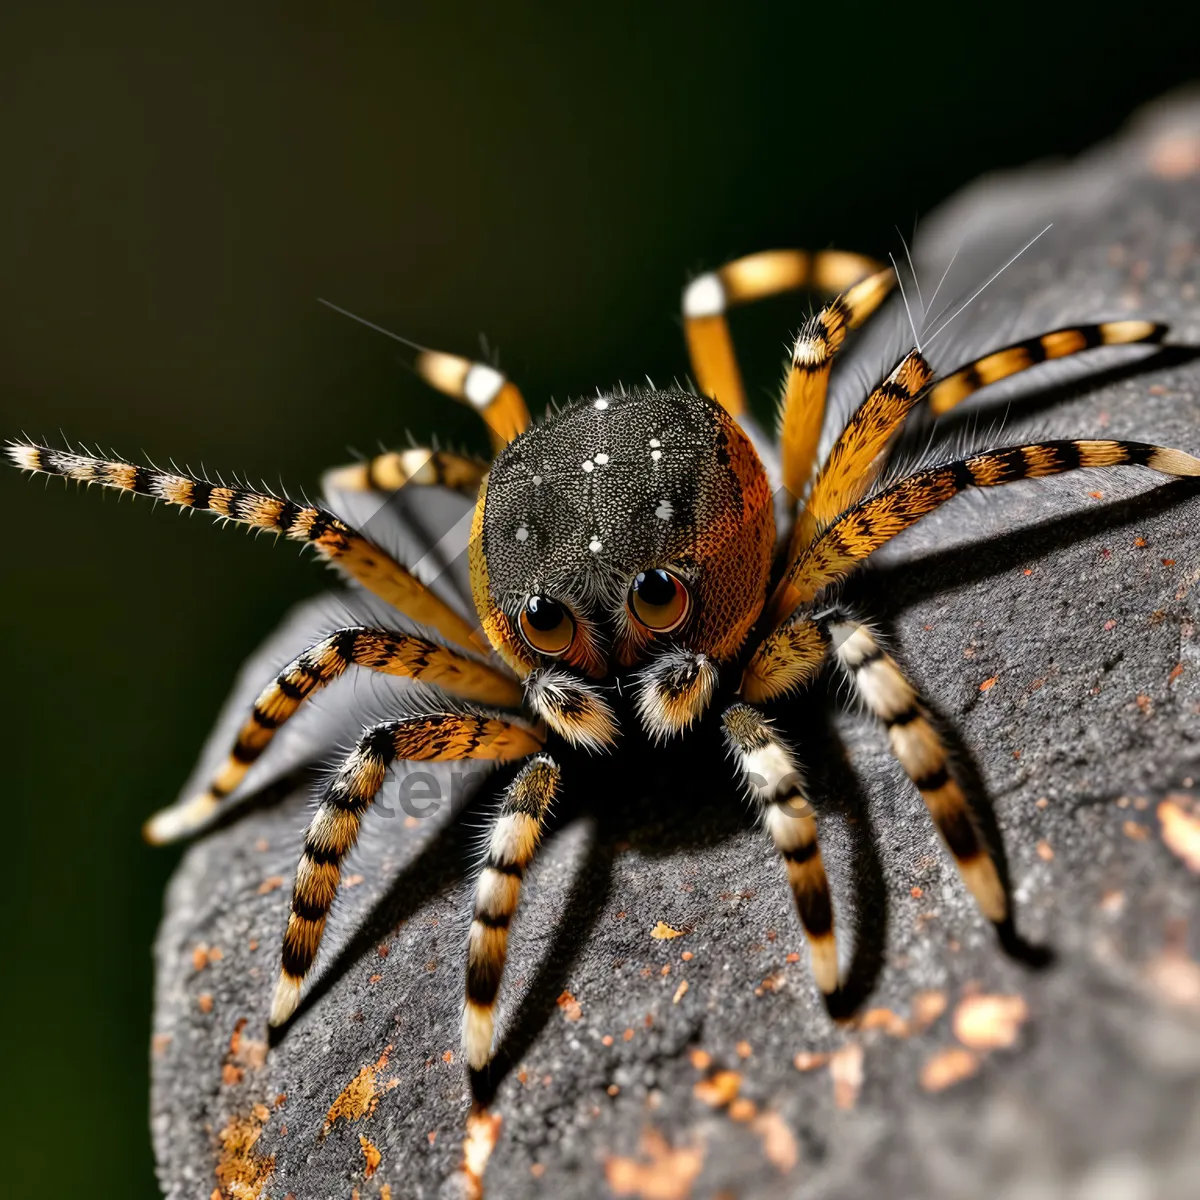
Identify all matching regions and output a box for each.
[151,94,1200,1200]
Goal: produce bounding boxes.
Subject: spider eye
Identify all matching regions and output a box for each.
[518,595,576,656]
[629,568,691,633]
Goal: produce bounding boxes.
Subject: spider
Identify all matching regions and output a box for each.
[7,247,1198,1072]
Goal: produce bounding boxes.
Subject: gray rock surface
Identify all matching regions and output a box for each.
[151,94,1200,1200]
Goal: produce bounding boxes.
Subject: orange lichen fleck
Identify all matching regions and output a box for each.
[1036,840,1054,862]
[222,1063,245,1087]
[323,1046,394,1136]
[442,1050,454,1063]
[623,1028,635,1042]
[920,1047,980,1092]
[952,993,1029,1050]
[602,1035,615,1047]
[1158,798,1200,871]
[979,676,998,692]
[604,1128,704,1200]
[672,980,689,1004]
[607,1084,620,1097]
[1169,664,1185,685]
[689,1048,711,1071]
[151,1034,172,1058]
[693,1070,741,1108]
[1135,694,1153,715]
[359,1135,381,1179]
[257,875,284,895]
[1124,820,1149,842]
[911,990,948,1031]
[728,1097,758,1122]
[193,944,211,971]
[556,991,583,1021]
[793,1050,831,1071]
[198,993,214,1014]
[735,1040,752,1059]
[214,1107,275,1200]
[650,921,684,940]
[680,950,693,961]
[858,1008,909,1037]
[343,873,365,888]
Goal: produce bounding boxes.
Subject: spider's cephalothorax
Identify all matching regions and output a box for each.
[472,385,774,736]
[8,246,1199,1070]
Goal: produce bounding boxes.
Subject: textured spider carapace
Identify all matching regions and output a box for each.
[9,247,1199,1070]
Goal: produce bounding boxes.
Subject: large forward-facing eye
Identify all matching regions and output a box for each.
[518,595,576,656]
[629,568,691,633]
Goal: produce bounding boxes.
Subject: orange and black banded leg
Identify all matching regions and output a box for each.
[831,621,1006,922]
[779,269,898,505]
[683,249,889,418]
[927,320,1166,416]
[786,349,932,561]
[463,753,561,1069]
[144,626,524,844]
[414,350,530,452]
[324,448,487,496]
[722,703,839,995]
[5,442,482,653]
[270,711,543,1025]
[769,438,1200,626]
[740,616,830,705]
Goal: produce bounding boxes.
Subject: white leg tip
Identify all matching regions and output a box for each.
[269,974,302,1026]
[463,1002,495,1070]
[810,936,840,995]
[142,794,219,844]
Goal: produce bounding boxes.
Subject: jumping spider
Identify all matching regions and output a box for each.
[8,247,1197,1069]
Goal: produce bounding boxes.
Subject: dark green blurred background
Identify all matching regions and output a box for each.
[1,3,1194,1194]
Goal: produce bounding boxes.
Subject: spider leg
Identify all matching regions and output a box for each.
[143,626,524,844]
[523,667,620,752]
[831,619,1006,922]
[463,753,562,1068]
[740,617,830,704]
[324,448,487,496]
[682,249,891,418]
[787,349,933,560]
[722,702,839,994]
[778,270,898,504]
[927,321,1165,416]
[6,442,485,653]
[270,710,543,1026]
[631,644,720,741]
[769,437,1200,626]
[414,350,530,452]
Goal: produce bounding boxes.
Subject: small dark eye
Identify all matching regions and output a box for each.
[518,595,576,655]
[629,568,690,633]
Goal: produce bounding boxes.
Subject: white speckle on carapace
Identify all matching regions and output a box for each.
[582,460,594,473]
[594,398,609,411]
[651,449,662,462]
[649,437,661,448]
[588,537,603,553]
[532,474,543,485]
[594,452,609,465]
[655,500,673,520]
[515,525,529,542]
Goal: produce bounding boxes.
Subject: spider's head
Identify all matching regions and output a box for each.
[469,386,774,746]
